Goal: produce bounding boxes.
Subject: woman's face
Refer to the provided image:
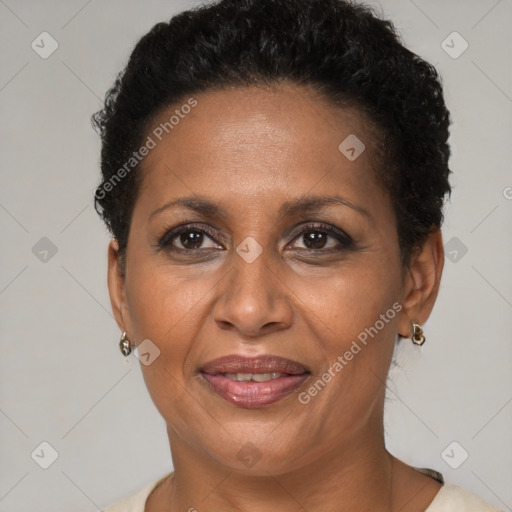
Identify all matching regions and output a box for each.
[109,84,424,473]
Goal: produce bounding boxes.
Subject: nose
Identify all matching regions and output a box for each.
[212,248,293,338]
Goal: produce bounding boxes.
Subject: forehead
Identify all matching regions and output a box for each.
[144,84,372,162]
[134,84,388,218]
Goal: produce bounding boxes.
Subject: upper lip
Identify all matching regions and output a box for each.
[200,355,309,376]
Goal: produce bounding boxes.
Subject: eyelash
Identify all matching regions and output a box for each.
[157,222,354,254]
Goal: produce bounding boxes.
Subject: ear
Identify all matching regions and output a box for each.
[107,239,132,336]
[397,229,445,338]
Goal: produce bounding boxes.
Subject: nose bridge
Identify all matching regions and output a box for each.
[229,241,275,309]
[213,239,292,335]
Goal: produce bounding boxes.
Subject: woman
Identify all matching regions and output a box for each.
[92,0,502,510]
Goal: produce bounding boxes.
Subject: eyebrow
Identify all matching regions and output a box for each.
[149,195,372,221]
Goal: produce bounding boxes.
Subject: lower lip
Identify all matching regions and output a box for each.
[200,373,309,408]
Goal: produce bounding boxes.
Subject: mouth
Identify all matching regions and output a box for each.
[199,354,310,408]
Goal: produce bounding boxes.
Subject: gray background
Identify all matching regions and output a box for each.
[0,0,511,510]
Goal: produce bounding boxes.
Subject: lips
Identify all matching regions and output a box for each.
[199,355,310,408]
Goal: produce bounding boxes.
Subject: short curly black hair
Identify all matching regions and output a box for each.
[92,0,451,266]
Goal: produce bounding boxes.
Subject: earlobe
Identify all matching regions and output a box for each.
[397,229,445,338]
[107,239,131,335]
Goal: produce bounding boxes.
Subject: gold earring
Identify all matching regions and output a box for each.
[119,331,132,356]
[411,322,426,346]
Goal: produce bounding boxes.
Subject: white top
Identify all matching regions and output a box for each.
[103,473,503,511]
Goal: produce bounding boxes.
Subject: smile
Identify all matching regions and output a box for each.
[199,354,310,408]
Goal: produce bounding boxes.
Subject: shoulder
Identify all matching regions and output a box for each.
[103,473,171,512]
[425,484,504,512]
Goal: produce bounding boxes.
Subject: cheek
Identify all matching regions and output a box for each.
[124,262,220,397]
[291,267,400,433]
[126,262,213,338]
[294,260,401,346]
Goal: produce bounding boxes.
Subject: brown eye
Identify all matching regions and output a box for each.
[288,223,353,252]
[179,231,204,249]
[158,224,224,252]
[302,231,329,249]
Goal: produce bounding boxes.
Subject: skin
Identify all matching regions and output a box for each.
[107,83,445,512]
